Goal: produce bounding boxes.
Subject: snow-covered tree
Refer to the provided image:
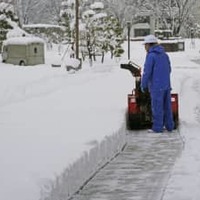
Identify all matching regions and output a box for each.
[0,1,18,22]
[59,0,75,41]
[80,1,124,63]
[106,16,124,58]
[101,0,199,37]
[0,2,19,50]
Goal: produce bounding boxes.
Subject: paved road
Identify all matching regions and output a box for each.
[71,130,183,200]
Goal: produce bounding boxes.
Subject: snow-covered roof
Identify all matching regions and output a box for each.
[133,23,150,29]
[23,24,66,32]
[90,2,104,10]
[155,29,173,32]
[3,36,45,46]
[159,39,183,44]
[23,24,63,29]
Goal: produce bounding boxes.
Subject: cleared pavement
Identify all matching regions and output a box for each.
[71,130,183,200]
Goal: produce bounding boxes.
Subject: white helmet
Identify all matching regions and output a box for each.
[143,35,158,44]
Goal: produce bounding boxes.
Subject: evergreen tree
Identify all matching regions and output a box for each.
[0,2,19,50]
[59,0,75,42]
[80,1,124,63]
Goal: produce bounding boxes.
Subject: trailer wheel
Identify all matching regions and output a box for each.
[19,61,25,66]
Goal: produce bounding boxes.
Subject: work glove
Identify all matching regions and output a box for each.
[140,87,145,93]
[140,86,147,93]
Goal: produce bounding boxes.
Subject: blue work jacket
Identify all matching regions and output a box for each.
[141,45,171,92]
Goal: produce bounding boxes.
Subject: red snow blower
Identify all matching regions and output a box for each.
[121,61,179,130]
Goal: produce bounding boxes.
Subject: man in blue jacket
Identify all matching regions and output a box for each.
[141,35,174,133]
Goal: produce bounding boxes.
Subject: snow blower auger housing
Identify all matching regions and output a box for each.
[121,61,179,130]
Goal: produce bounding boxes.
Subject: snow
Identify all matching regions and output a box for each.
[64,57,80,67]
[6,28,29,38]
[82,9,95,18]
[23,24,64,29]
[0,2,14,13]
[133,22,150,29]
[0,13,6,21]
[61,0,75,6]
[0,38,200,200]
[159,39,185,44]
[93,12,107,20]
[3,36,45,45]
[90,2,104,10]
[3,18,29,38]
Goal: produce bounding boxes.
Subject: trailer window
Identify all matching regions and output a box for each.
[34,47,37,54]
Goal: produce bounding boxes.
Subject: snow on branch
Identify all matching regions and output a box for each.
[90,2,104,10]
[0,2,14,13]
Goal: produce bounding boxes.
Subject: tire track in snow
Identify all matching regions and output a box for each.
[0,70,111,108]
[0,75,63,107]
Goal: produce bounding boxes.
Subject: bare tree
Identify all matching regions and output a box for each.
[174,0,197,35]
[15,0,62,25]
[45,0,62,23]
[16,0,40,24]
[143,0,197,35]
[102,0,148,28]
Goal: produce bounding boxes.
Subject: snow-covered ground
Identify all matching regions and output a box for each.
[1,39,200,200]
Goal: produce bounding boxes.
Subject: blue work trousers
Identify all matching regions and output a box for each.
[150,89,174,132]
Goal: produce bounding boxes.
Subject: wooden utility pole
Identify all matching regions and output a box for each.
[75,0,79,59]
[127,21,131,60]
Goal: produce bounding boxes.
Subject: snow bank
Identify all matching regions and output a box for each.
[40,126,126,200]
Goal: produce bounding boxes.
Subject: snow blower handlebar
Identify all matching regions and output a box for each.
[120,61,141,77]
[120,61,142,92]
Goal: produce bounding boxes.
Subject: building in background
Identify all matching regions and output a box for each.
[131,11,155,38]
